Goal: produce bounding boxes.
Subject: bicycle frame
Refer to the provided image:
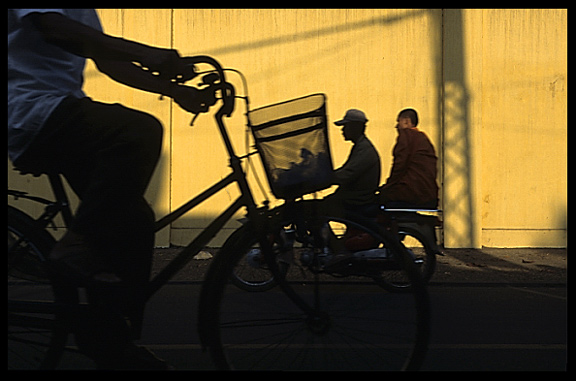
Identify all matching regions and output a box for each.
[148,157,257,298]
[9,55,432,371]
[8,173,74,233]
[8,56,267,303]
[148,56,266,299]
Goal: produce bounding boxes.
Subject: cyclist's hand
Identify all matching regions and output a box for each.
[171,85,211,114]
[139,48,196,83]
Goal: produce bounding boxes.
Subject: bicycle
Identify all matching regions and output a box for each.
[8,55,430,370]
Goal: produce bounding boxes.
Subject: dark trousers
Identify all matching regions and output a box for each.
[15,96,163,339]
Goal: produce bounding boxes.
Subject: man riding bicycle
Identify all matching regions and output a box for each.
[8,9,205,369]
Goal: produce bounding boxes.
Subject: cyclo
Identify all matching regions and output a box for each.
[8,56,430,370]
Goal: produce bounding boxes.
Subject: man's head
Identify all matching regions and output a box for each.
[396,108,419,129]
[334,109,368,142]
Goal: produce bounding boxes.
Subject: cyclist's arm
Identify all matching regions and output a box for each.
[95,59,206,113]
[94,59,181,97]
[25,12,190,80]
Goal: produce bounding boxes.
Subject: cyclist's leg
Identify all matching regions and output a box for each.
[27,97,159,265]
[60,101,162,232]
[51,98,159,339]
[97,196,155,338]
[14,96,165,367]
[13,96,162,281]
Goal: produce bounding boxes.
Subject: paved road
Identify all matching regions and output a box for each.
[423,284,566,371]
[15,282,566,371]
[141,283,567,371]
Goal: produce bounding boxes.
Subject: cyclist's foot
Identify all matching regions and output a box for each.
[48,231,122,286]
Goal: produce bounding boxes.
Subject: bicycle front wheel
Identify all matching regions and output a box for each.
[199,221,430,371]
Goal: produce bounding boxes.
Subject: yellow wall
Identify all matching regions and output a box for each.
[477,9,567,247]
[169,9,443,245]
[8,9,567,248]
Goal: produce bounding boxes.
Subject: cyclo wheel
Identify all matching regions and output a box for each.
[8,206,70,370]
[199,217,430,371]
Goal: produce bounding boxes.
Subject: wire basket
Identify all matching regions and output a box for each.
[248,94,333,199]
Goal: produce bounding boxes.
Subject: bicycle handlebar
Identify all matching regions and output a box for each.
[181,56,235,125]
[179,55,240,160]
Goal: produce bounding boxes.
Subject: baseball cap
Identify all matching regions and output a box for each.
[334,109,368,125]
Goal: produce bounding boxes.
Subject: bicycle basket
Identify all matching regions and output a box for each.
[248,94,333,199]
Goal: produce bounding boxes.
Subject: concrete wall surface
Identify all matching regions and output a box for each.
[8,9,566,248]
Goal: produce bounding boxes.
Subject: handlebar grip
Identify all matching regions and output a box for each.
[221,82,235,117]
[182,56,235,118]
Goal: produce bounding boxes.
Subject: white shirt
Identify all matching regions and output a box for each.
[7,9,102,162]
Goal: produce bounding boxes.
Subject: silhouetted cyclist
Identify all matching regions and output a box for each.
[9,9,205,369]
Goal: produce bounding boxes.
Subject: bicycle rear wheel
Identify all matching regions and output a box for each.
[199,221,430,371]
[8,206,69,369]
